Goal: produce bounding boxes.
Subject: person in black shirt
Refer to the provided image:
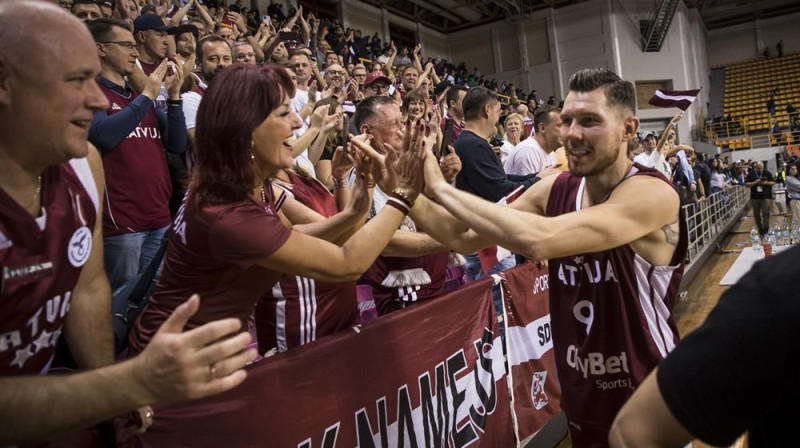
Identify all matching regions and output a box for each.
[452,87,560,333]
[454,86,544,202]
[745,161,775,235]
[610,245,800,448]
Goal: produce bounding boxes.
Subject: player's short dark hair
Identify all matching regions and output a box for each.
[567,68,636,116]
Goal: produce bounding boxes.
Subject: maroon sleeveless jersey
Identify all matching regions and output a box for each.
[255,171,358,352]
[0,159,98,375]
[98,83,172,236]
[545,163,687,432]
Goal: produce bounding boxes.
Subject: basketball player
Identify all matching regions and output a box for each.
[402,68,688,446]
[0,3,254,444]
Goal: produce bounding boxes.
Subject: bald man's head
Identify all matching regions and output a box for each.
[0,0,108,166]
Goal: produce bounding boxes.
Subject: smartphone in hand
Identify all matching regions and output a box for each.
[440,118,454,158]
[342,115,350,151]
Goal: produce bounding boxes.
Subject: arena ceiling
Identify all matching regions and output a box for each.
[360,0,800,32]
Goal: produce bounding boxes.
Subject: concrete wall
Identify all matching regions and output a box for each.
[609,0,710,144]
[707,11,800,67]
[338,0,449,61]
[446,9,559,101]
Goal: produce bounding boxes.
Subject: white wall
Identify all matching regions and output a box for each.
[345,0,382,38]
[553,0,616,95]
[339,0,449,61]
[607,0,710,144]
[707,11,800,67]
[446,9,560,101]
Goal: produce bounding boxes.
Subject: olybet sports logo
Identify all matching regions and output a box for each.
[530,370,549,410]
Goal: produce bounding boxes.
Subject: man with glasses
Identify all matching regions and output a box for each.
[87,18,187,291]
[352,96,458,314]
[363,71,392,98]
[323,63,347,97]
[346,71,392,135]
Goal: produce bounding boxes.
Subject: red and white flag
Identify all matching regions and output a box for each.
[477,186,525,273]
[648,88,701,111]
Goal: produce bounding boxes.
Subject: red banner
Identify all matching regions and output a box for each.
[137,278,514,448]
[502,263,562,441]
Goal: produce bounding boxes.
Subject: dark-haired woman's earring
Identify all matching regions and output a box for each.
[250,141,255,160]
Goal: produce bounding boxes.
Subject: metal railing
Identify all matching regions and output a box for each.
[682,185,750,264]
[703,120,799,149]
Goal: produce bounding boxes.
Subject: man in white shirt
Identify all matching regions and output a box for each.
[633,131,671,178]
[504,106,562,176]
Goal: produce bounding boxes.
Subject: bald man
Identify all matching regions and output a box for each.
[0,2,254,444]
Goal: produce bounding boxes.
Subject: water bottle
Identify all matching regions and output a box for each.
[750,226,761,253]
[781,222,791,247]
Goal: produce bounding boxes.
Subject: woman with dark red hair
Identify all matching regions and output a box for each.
[128,64,428,356]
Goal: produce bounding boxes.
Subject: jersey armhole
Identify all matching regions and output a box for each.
[68,157,100,213]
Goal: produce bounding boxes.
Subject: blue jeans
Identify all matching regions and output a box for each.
[464,253,516,338]
[104,226,168,291]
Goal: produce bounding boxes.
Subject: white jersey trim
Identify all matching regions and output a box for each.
[633,253,679,358]
[68,157,99,213]
[273,283,288,353]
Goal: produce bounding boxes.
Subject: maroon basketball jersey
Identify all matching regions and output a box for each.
[256,171,358,352]
[545,163,687,432]
[0,159,98,375]
[129,186,291,354]
[98,83,172,236]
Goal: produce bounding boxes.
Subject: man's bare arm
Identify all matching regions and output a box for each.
[608,368,694,448]
[426,156,679,263]
[381,230,448,257]
[0,296,255,446]
[63,145,113,369]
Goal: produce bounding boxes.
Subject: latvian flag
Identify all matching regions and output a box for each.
[648,88,701,111]
[477,186,525,273]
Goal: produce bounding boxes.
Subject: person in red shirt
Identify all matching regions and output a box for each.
[129,64,428,354]
[0,3,255,445]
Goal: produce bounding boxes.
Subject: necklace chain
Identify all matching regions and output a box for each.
[25,176,42,210]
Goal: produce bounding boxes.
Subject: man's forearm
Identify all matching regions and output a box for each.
[88,96,153,152]
[293,207,363,242]
[0,360,148,445]
[381,230,448,257]
[65,279,113,369]
[409,195,487,254]
[163,103,188,154]
[428,182,546,259]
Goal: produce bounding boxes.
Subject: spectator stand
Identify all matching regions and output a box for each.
[705,52,800,151]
